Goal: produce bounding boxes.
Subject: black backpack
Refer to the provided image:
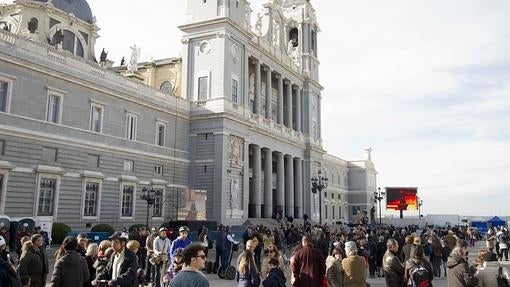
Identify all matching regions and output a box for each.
[411,263,431,287]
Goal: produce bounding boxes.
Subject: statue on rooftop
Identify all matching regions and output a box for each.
[128,44,140,72]
[99,48,108,63]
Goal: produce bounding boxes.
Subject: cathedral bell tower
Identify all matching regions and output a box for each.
[283,0,320,82]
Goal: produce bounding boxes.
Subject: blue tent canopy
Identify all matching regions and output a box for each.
[488,216,506,227]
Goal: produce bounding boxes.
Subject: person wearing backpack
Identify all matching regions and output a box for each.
[475,251,510,287]
[404,245,433,287]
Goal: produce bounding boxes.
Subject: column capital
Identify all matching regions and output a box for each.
[275,73,281,79]
[292,84,300,90]
[284,79,291,85]
[251,58,260,65]
[262,65,271,72]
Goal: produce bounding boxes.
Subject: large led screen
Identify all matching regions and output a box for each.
[385,187,418,211]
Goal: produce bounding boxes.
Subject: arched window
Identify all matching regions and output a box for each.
[160,81,173,95]
[51,29,86,58]
[28,18,38,33]
[289,28,299,47]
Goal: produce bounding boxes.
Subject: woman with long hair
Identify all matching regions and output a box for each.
[237,249,260,287]
[84,243,98,287]
[260,244,285,278]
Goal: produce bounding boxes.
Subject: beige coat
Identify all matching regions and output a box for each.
[341,255,366,287]
[326,255,343,287]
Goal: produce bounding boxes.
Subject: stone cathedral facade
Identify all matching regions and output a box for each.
[0,0,377,231]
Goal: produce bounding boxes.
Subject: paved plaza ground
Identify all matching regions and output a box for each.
[43,240,496,287]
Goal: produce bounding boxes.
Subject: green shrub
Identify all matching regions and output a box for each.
[90,224,115,235]
[51,223,71,245]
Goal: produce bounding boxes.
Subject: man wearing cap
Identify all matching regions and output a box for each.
[152,227,171,287]
[170,226,192,263]
[0,235,22,286]
[95,231,138,287]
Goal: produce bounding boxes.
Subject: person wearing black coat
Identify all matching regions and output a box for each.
[0,236,21,287]
[262,258,285,287]
[50,236,89,287]
[95,232,139,287]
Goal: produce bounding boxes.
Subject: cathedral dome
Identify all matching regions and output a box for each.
[34,0,94,24]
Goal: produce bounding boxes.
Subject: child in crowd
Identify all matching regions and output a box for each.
[163,248,184,285]
[262,257,286,287]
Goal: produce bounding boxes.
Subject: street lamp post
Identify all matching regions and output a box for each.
[140,187,156,229]
[311,170,328,224]
[418,197,423,219]
[373,187,385,225]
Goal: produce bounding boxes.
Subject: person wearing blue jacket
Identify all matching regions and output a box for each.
[169,226,192,263]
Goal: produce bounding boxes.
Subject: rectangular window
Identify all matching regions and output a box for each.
[198,76,208,100]
[338,194,341,200]
[154,165,163,176]
[42,147,57,162]
[126,113,137,141]
[89,104,103,133]
[0,140,4,155]
[83,181,99,217]
[331,193,334,199]
[312,120,317,138]
[231,79,238,103]
[339,206,342,219]
[87,154,100,168]
[38,178,56,216]
[332,205,335,219]
[152,188,163,218]
[156,123,166,147]
[0,81,8,112]
[121,184,134,217]
[325,204,328,219]
[47,93,63,124]
[124,160,134,173]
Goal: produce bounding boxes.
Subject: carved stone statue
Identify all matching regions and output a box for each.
[128,44,140,73]
[99,48,108,63]
[120,56,126,66]
[228,135,244,166]
[244,1,252,30]
[254,12,263,35]
[287,40,294,56]
[53,30,64,46]
[272,19,280,47]
[230,179,239,211]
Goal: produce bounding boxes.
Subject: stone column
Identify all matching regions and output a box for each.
[295,86,302,132]
[286,80,293,129]
[265,66,272,120]
[255,60,261,115]
[244,55,250,110]
[285,155,294,217]
[277,75,284,125]
[276,152,285,216]
[263,148,273,218]
[249,145,262,218]
[294,158,303,218]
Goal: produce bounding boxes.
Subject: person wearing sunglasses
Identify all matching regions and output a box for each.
[261,245,284,278]
[170,243,209,287]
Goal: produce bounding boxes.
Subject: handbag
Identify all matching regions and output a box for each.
[497,266,509,287]
[149,254,162,266]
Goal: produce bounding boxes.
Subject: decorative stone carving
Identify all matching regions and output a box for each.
[198,41,211,55]
[272,19,280,47]
[244,1,252,30]
[230,179,239,210]
[228,135,244,166]
[254,12,263,35]
[231,43,239,63]
[128,44,140,72]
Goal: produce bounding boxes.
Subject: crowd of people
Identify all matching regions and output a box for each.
[1,220,510,287]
